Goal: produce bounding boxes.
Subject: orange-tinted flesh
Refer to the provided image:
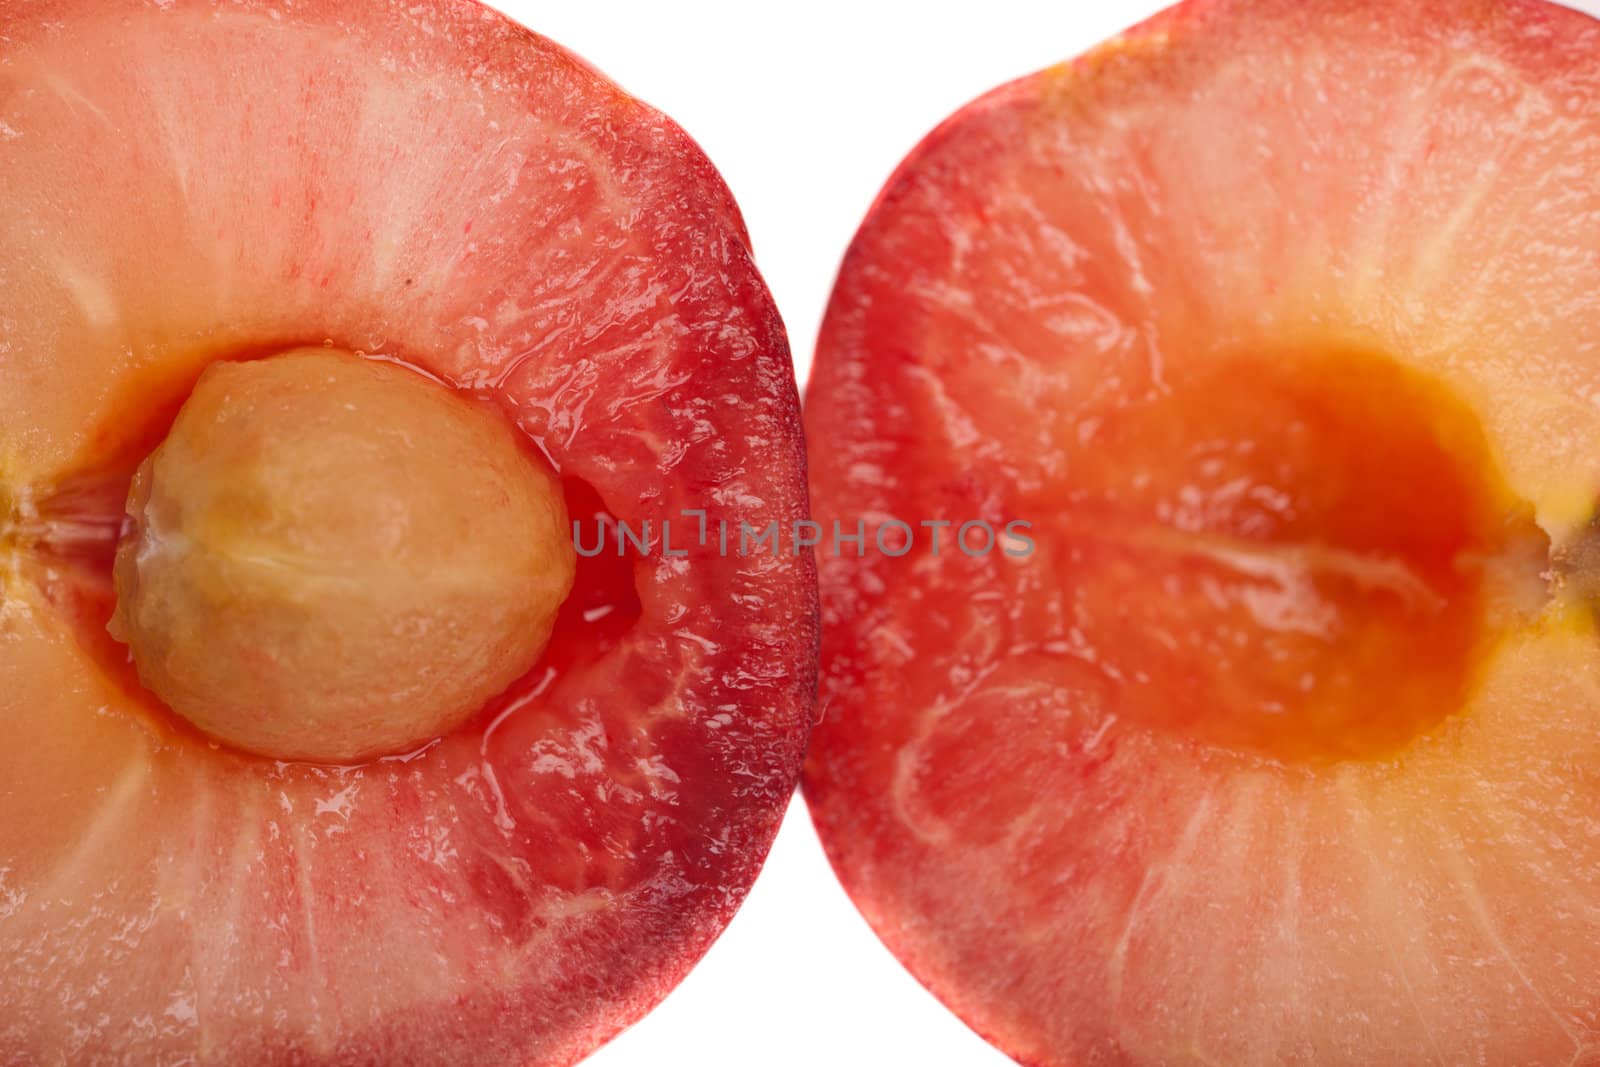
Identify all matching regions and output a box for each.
[1045,343,1531,763]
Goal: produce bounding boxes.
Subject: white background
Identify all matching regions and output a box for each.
[480,3,1600,1065]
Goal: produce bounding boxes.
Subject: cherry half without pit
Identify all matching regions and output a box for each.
[0,1,815,1064]
[804,0,1600,1064]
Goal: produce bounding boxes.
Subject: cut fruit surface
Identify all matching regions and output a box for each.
[0,2,814,1064]
[804,1,1600,1064]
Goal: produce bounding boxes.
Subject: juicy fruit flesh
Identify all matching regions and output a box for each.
[1054,342,1545,763]
[109,349,576,764]
[803,0,1600,1064]
[0,1,815,1064]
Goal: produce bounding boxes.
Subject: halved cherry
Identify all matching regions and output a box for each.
[0,1,814,1063]
[805,1,1600,1063]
